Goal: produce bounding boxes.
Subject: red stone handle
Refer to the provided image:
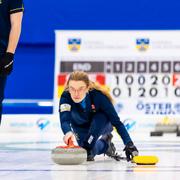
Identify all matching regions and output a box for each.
[67,138,75,147]
[56,138,80,149]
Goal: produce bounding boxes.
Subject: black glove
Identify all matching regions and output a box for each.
[123,141,139,161]
[0,52,14,76]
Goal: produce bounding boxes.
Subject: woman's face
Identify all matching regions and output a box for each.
[68,80,88,103]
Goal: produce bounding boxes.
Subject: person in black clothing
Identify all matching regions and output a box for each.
[59,71,138,161]
[0,0,24,124]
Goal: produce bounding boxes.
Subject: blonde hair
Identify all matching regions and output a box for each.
[65,71,114,103]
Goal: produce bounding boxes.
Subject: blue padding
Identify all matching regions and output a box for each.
[2,101,53,114]
[21,0,180,43]
[5,44,54,99]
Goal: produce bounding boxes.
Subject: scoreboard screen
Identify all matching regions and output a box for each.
[54,30,180,120]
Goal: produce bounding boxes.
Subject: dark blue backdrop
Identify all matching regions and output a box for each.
[5,0,180,100]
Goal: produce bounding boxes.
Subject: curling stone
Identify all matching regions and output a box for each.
[51,139,87,165]
[154,123,178,133]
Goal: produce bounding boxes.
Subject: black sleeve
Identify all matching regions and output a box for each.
[9,0,24,14]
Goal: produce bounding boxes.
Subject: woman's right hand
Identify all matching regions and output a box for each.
[63,131,76,145]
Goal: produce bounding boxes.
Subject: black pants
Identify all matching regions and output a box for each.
[0,54,7,125]
[72,112,113,155]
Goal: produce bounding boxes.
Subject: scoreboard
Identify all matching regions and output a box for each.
[54,30,180,120]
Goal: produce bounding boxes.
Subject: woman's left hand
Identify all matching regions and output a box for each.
[124,141,139,161]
